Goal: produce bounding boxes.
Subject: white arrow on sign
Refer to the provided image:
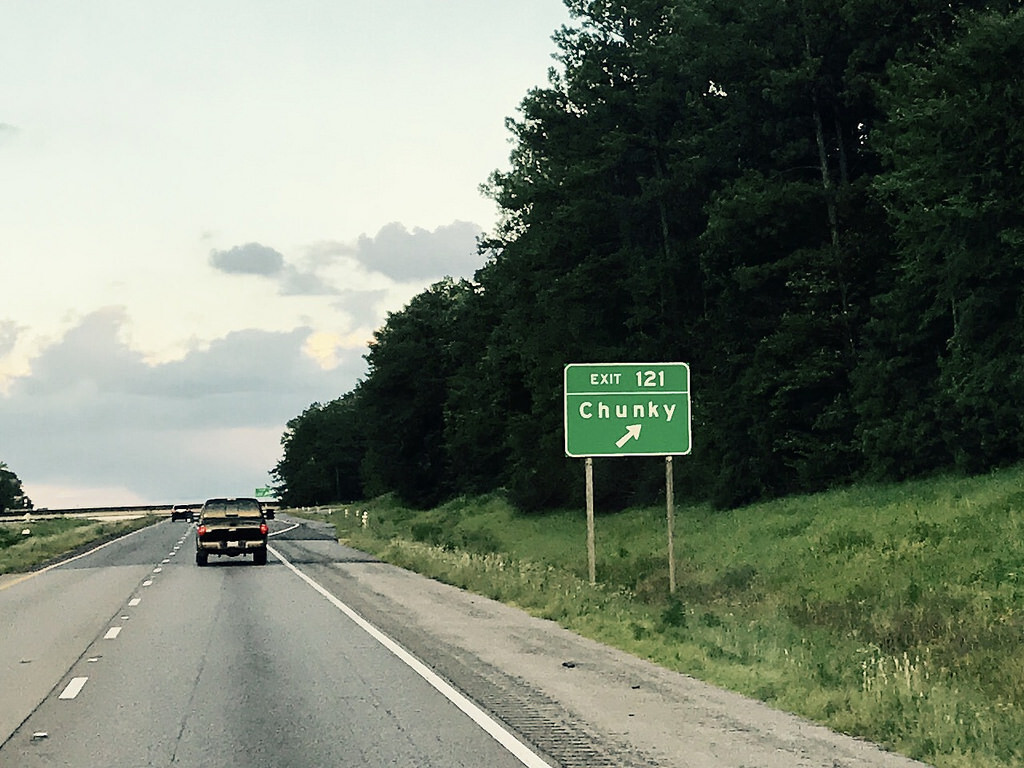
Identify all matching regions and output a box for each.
[615,424,642,448]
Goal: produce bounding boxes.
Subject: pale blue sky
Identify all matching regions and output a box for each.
[0,1,572,507]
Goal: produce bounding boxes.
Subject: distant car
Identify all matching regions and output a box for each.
[171,505,193,522]
[195,497,269,566]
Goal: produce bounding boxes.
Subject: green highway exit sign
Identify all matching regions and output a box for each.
[564,362,691,458]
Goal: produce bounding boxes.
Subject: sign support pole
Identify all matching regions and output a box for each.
[564,363,691,592]
[665,456,676,594]
[585,457,596,586]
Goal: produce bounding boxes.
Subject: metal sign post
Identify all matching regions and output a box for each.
[666,456,676,594]
[586,457,596,586]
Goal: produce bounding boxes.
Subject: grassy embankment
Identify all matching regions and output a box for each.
[0,516,157,575]
[313,464,1024,768]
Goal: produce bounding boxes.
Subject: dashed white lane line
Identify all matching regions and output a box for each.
[104,626,122,640]
[59,677,89,700]
[128,598,141,607]
[142,580,153,587]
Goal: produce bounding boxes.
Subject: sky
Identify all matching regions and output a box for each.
[0,0,572,509]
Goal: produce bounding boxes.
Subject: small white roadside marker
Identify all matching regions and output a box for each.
[104,627,122,640]
[59,677,88,700]
[128,598,141,606]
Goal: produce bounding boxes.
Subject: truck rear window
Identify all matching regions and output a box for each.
[202,500,262,517]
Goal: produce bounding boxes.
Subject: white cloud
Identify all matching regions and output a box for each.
[209,243,285,275]
[0,309,365,507]
[0,0,574,508]
[302,330,368,370]
[278,265,339,297]
[353,221,484,281]
[209,221,483,301]
[0,321,21,358]
[1,217,489,507]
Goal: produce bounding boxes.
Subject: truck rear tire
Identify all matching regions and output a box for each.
[253,547,267,565]
[196,550,208,566]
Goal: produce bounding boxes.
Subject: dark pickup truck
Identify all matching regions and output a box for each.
[195,497,269,566]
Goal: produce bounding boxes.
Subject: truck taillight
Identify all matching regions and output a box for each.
[197,525,207,536]
[260,523,269,536]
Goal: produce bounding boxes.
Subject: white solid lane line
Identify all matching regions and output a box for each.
[270,545,553,768]
[59,677,89,700]
[268,522,300,537]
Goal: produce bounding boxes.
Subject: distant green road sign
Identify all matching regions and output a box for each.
[255,487,274,498]
[564,362,691,457]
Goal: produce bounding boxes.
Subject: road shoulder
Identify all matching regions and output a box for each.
[271,525,927,768]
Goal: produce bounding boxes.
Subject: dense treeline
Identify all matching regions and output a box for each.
[274,0,1024,511]
[0,461,33,515]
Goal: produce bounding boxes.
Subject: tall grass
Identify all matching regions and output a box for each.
[316,466,1024,768]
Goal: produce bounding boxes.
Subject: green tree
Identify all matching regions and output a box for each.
[439,280,512,497]
[359,278,479,508]
[479,0,725,508]
[0,462,33,515]
[862,6,1024,475]
[278,0,1024,512]
[677,0,1011,504]
[273,393,366,507]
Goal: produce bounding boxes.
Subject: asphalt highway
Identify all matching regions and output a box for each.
[1,516,929,767]
[0,519,542,767]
